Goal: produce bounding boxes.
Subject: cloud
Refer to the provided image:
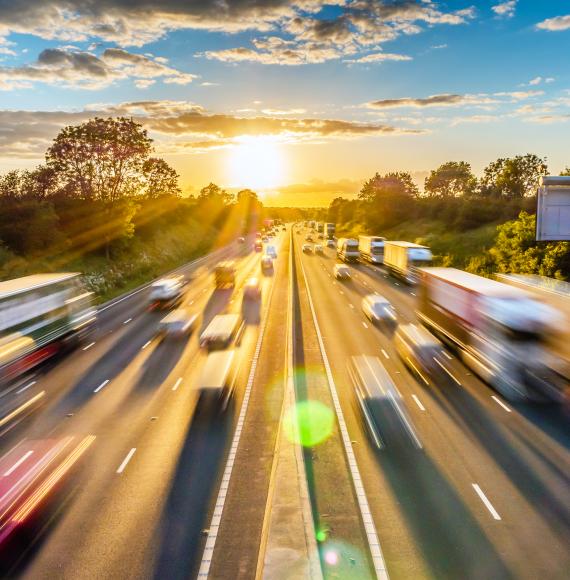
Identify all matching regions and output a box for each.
[492,1,517,18]
[344,52,412,64]
[536,15,570,32]
[0,47,196,90]
[0,99,426,159]
[451,115,498,126]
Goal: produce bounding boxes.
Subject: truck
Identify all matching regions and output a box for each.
[214,262,236,288]
[417,267,565,403]
[336,238,360,263]
[497,273,570,384]
[359,236,386,265]
[0,273,96,386]
[384,241,433,284]
[316,222,324,234]
[325,223,336,240]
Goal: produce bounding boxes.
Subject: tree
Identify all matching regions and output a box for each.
[142,157,181,198]
[480,154,548,198]
[46,116,152,202]
[424,161,477,198]
[560,167,570,176]
[359,172,419,201]
[0,170,24,200]
[21,165,60,200]
[198,182,233,205]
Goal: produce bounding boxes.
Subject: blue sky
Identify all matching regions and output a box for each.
[0,0,568,204]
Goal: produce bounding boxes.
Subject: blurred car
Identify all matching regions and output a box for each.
[243,277,262,301]
[302,244,313,254]
[348,355,421,449]
[326,239,336,248]
[362,294,397,325]
[197,350,239,411]
[265,245,277,259]
[334,264,351,280]
[318,234,324,239]
[199,314,244,350]
[158,308,198,339]
[214,262,236,288]
[306,235,313,242]
[394,323,445,384]
[237,236,245,244]
[254,240,263,252]
[261,255,274,272]
[148,275,185,310]
[314,244,324,255]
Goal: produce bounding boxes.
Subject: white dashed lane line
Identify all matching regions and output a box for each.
[362,322,369,329]
[82,342,96,351]
[16,381,37,394]
[172,377,183,391]
[491,396,512,413]
[381,349,390,359]
[94,379,110,393]
[123,318,132,325]
[472,483,502,520]
[141,340,152,350]
[412,394,426,411]
[117,448,137,474]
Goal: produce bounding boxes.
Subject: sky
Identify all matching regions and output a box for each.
[0,0,569,206]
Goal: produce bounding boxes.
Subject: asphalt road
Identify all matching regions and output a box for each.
[0,224,568,580]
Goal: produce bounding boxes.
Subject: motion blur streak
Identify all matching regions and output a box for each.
[0,391,45,429]
[12,435,96,523]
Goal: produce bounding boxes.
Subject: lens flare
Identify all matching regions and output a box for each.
[284,400,334,447]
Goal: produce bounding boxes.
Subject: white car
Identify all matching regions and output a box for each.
[362,294,397,324]
[158,308,198,339]
[243,277,262,300]
[265,245,277,259]
[261,255,273,272]
[333,264,351,280]
[302,244,313,254]
[314,244,324,255]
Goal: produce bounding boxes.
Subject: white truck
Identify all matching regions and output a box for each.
[384,241,432,284]
[359,236,386,265]
[336,238,360,263]
[417,267,565,402]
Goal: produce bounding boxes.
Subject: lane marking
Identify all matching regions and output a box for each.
[411,395,426,412]
[4,450,34,477]
[16,381,36,394]
[381,349,390,359]
[410,292,416,297]
[442,351,453,360]
[298,252,389,580]
[93,380,109,393]
[491,396,512,413]
[117,448,136,474]
[349,303,354,309]
[0,391,45,429]
[197,248,278,579]
[123,318,132,325]
[82,342,96,351]
[362,322,369,329]
[172,377,183,391]
[406,357,429,386]
[339,290,344,295]
[433,357,462,386]
[141,340,152,350]
[472,484,501,520]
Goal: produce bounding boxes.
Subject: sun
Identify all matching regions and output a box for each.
[227,137,285,191]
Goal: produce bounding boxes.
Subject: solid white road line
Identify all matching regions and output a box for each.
[16,381,36,394]
[197,251,277,579]
[117,448,136,474]
[82,342,96,351]
[298,253,389,580]
[381,349,390,359]
[172,377,183,391]
[411,395,426,412]
[93,380,109,393]
[4,450,34,477]
[491,396,512,413]
[123,318,132,325]
[472,483,502,520]
[141,340,152,350]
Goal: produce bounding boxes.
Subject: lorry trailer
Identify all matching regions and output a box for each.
[384,241,432,284]
[336,238,360,263]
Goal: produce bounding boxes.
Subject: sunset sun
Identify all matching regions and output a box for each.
[227,137,285,191]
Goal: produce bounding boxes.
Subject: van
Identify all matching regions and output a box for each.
[158,308,198,339]
[199,314,243,350]
[197,350,238,410]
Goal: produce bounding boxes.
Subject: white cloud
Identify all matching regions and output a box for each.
[536,15,570,32]
[344,52,412,64]
[492,1,517,18]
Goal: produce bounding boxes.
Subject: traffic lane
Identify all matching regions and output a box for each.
[299,245,514,579]
[18,283,265,578]
[302,250,570,578]
[0,249,261,448]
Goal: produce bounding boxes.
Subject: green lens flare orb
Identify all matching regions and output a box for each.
[284,400,334,447]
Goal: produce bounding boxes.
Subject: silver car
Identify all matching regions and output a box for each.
[362,294,397,325]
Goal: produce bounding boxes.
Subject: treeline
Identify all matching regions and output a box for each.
[0,117,275,299]
[329,156,570,279]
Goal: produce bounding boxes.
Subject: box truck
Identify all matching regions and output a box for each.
[384,241,432,284]
[325,223,336,240]
[336,238,360,263]
[417,267,565,402]
[359,236,386,265]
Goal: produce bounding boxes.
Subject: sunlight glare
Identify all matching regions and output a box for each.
[228,137,285,190]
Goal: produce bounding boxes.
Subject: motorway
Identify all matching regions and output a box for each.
[0,224,568,579]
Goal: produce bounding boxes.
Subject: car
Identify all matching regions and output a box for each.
[261,255,273,272]
[243,277,262,301]
[314,244,324,255]
[254,241,263,252]
[348,355,421,449]
[362,294,397,325]
[148,275,185,310]
[394,324,445,385]
[302,244,313,254]
[197,350,238,411]
[318,234,324,239]
[199,314,244,350]
[326,239,335,248]
[237,236,245,244]
[306,235,313,242]
[265,245,277,259]
[333,264,351,280]
[158,308,199,339]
